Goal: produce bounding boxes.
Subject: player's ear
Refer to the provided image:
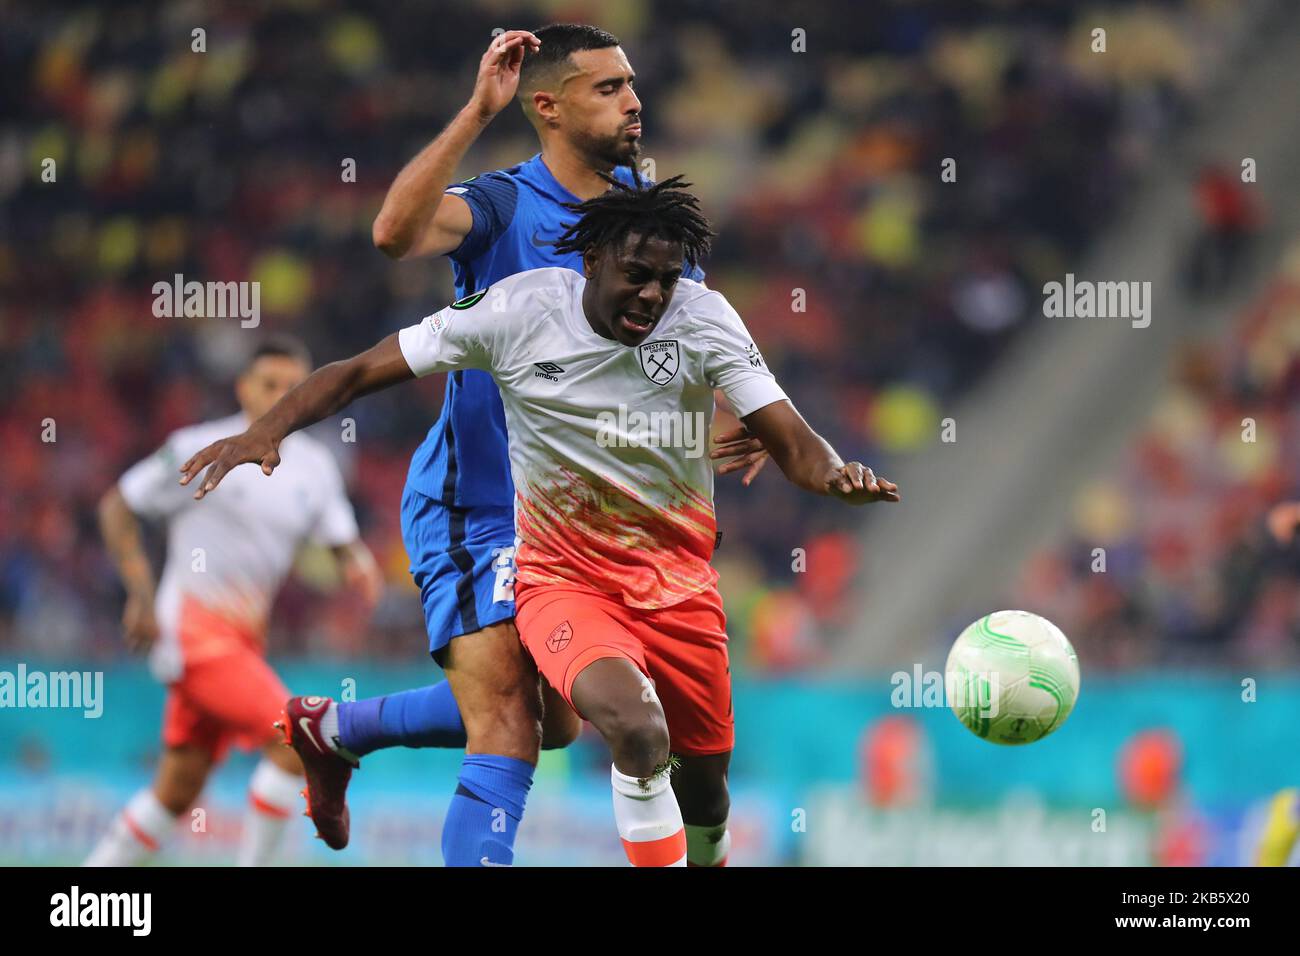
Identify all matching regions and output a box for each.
[530,88,559,126]
[582,247,598,279]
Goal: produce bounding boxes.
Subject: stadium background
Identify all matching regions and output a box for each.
[2,0,1298,865]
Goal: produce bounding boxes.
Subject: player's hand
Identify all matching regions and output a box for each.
[1266,501,1300,545]
[711,425,771,486]
[122,592,159,653]
[468,30,541,121]
[178,426,282,499]
[824,462,900,505]
[341,543,384,609]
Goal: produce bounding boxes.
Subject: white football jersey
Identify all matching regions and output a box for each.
[118,413,359,680]
[398,268,787,609]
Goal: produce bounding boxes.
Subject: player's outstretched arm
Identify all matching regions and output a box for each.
[372,30,540,260]
[741,400,900,505]
[178,334,414,499]
[97,487,159,651]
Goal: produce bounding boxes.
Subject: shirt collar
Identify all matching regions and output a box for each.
[524,153,635,203]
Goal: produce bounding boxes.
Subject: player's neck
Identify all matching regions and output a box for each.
[540,142,617,201]
[580,285,615,342]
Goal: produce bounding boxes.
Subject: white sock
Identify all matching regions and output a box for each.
[236,759,303,866]
[318,699,341,753]
[685,821,731,866]
[84,788,176,867]
[611,764,686,867]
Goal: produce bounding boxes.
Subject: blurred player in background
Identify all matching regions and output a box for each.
[281,23,768,865]
[179,177,899,866]
[1254,498,1300,866]
[85,337,382,866]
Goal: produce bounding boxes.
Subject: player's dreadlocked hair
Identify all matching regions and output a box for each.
[552,173,714,270]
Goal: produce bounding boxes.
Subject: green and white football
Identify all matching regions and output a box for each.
[945,610,1080,745]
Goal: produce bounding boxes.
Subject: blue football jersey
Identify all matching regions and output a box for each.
[403,153,706,507]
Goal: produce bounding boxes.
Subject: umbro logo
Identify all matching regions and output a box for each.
[533,362,565,382]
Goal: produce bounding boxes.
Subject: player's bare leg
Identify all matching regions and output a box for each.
[263,736,304,775]
[84,744,213,866]
[540,676,582,750]
[153,743,215,814]
[436,619,541,865]
[571,657,670,774]
[672,751,732,866]
[571,657,687,867]
[443,620,542,759]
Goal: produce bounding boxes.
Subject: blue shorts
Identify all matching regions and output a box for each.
[399,486,518,658]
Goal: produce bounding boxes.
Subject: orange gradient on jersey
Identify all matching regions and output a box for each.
[514,468,717,609]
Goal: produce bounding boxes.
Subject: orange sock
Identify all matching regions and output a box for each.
[611,765,686,867]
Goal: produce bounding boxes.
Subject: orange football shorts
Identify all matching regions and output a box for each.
[515,581,734,756]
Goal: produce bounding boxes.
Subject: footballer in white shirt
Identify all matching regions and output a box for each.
[87,337,382,867]
[180,176,899,866]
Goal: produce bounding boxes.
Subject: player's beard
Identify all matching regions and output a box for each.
[575,125,641,174]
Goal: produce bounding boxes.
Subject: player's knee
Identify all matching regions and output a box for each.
[465,712,541,754]
[453,636,544,753]
[681,782,730,827]
[602,707,670,774]
[462,691,542,755]
[154,746,213,812]
[155,787,194,817]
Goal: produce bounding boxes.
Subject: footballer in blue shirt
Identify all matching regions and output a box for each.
[279,23,768,867]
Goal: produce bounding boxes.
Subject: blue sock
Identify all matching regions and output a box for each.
[441,754,534,867]
[336,682,467,757]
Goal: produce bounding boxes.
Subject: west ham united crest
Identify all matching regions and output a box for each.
[546,621,573,653]
[637,339,680,386]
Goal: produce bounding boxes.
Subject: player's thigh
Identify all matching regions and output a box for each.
[570,657,671,773]
[441,618,543,755]
[672,751,731,826]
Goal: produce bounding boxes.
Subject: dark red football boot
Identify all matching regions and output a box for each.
[275,695,359,850]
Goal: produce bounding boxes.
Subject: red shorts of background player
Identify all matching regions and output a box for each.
[514,580,734,756]
[161,597,289,762]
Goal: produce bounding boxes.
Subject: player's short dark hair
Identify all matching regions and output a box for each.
[519,23,621,90]
[552,173,714,270]
[246,334,312,372]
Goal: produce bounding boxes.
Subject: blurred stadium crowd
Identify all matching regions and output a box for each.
[1013,249,1300,670]
[0,0,1273,670]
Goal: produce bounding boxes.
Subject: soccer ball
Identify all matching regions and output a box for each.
[945,610,1080,745]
